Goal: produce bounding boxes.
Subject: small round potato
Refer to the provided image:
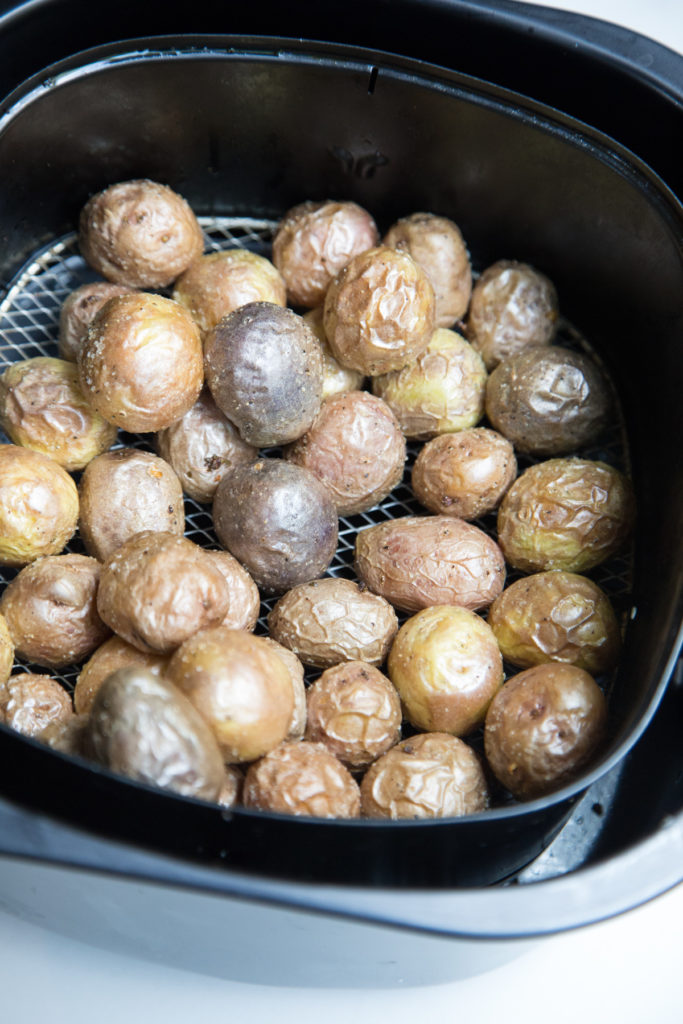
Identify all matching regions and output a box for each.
[412,427,517,519]
[204,302,323,446]
[497,458,635,573]
[383,212,472,327]
[97,532,230,655]
[355,515,506,613]
[78,448,184,562]
[74,635,171,715]
[305,661,402,769]
[467,259,558,369]
[1,673,73,738]
[173,249,286,336]
[372,328,487,439]
[79,292,203,433]
[267,577,398,669]
[484,663,607,799]
[78,179,204,289]
[0,554,109,670]
[360,732,489,819]
[59,281,136,362]
[388,605,504,735]
[204,549,261,633]
[0,444,78,568]
[302,307,365,399]
[285,391,406,515]
[87,667,225,801]
[323,246,436,376]
[485,346,613,456]
[243,741,361,818]
[0,357,117,471]
[0,613,14,685]
[261,636,307,742]
[167,627,295,763]
[155,389,257,504]
[273,199,379,308]
[487,571,622,675]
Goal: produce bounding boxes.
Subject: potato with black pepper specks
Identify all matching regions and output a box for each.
[59,281,136,362]
[302,307,365,399]
[1,673,73,737]
[243,741,361,818]
[74,635,171,715]
[412,427,516,519]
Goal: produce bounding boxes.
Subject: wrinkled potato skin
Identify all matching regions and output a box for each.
[383,212,472,327]
[467,260,558,370]
[0,445,79,567]
[360,732,489,819]
[59,281,135,362]
[285,391,406,515]
[97,532,230,654]
[323,246,436,376]
[173,249,286,336]
[485,346,613,456]
[79,292,203,433]
[487,571,621,674]
[87,667,225,801]
[78,448,184,562]
[167,627,294,763]
[305,661,402,769]
[355,515,506,613]
[273,199,379,308]
[302,307,365,399]
[388,605,504,735]
[1,673,73,737]
[243,740,361,818]
[412,427,516,519]
[372,328,487,439]
[213,459,338,595]
[74,635,170,715]
[0,554,109,670]
[78,179,204,289]
[260,636,307,742]
[204,549,261,633]
[497,458,635,573]
[268,577,398,669]
[484,663,607,799]
[0,613,14,684]
[0,357,117,471]
[204,302,323,446]
[155,390,257,504]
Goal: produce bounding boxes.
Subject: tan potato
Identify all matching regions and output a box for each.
[267,577,398,669]
[302,307,365,399]
[74,635,171,715]
[204,549,261,633]
[388,605,504,735]
[412,427,517,519]
[0,554,110,670]
[260,636,307,742]
[78,179,204,289]
[0,613,14,685]
[243,741,361,818]
[1,673,73,737]
[79,292,203,433]
[59,281,136,362]
[355,515,506,613]
[38,714,90,758]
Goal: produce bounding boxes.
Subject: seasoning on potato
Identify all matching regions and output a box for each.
[59,281,136,362]
[1,672,73,738]
[243,741,361,818]
[74,634,171,715]
[411,427,516,519]
[302,307,365,400]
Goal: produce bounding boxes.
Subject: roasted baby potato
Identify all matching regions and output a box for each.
[0,444,78,567]
[59,281,136,362]
[74,635,171,715]
[1,672,73,738]
[204,549,261,633]
[243,740,361,818]
[411,427,516,519]
[302,307,365,399]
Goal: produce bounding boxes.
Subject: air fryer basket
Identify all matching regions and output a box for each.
[0,20,682,894]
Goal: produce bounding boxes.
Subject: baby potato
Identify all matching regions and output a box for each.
[267,577,398,669]
[1,672,73,738]
[484,663,607,799]
[204,549,261,633]
[78,448,184,562]
[59,281,136,362]
[355,515,506,613]
[243,741,361,818]
[487,571,621,674]
[497,458,635,573]
[260,636,307,742]
[0,613,14,685]
[38,714,90,758]
[412,427,516,519]
[0,444,78,568]
[285,390,406,515]
[74,635,171,715]
[388,605,504,735]
[372,327,487,439]
[302,307,365,399]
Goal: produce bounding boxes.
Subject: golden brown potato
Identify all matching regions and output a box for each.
[383,212,472,327]
[97,532,230,655]
[1,673,73,738]
[273,199,379,308]
[412,427,517,519]
[487,571,622,674]
[243,741,361,818]
[0,613,14,685]
[302,307,365,400]
[78,179,204,289]
[74,635,171,715]
[59,281,136,362]
[372,328,487,439]
[323,246,435,376]
[0,445,78,568]
[79,292,203,433]
[173,249,286,336]
[484,663,607,799]
[204,549,261,633]
[388,605,504,735]
[78,448,184,562]
[497,458,635,573]
[267,577,398,669]
[355,515,506,613]
[360,732,489,819]
[285,391,406,515]
[260,636,307,742]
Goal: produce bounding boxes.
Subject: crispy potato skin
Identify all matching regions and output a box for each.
[412,427,516,519]
[59,282,136,362]
[243,740,361,818]
[74,635,170,715]
[1,673,73,737]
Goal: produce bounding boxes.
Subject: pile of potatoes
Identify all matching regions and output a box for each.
[0,180,636,819]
